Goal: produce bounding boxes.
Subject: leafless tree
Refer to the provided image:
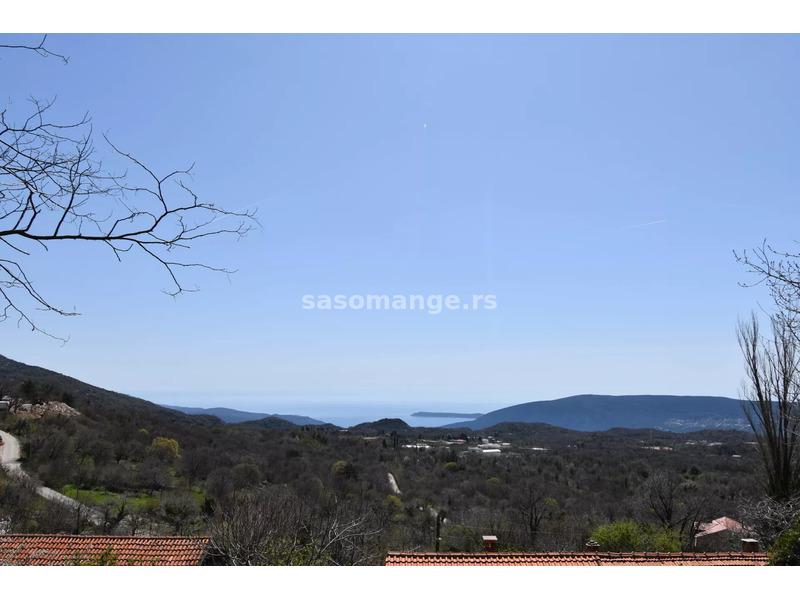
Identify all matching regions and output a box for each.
[736,242,800,335]
[511,480,555,549]
[1,36,256,340]
[0,472,38,530]
[0,380,21,412]
[94,499,126,534]
[206,485,381,565]
[124,505,150,536]
[160,490,201,535]
[308,492,381,565]
[637,470,710,545]
[206,486,318,565]
[738,493,800,548]
[35,495,76,533]
[738,313,800,500]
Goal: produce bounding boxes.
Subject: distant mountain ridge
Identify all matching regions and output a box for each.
[158,404,326,426]
[411,412,484,419]
[444,394,749,433]
[0,355,751,434]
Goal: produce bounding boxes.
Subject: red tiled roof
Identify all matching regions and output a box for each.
[385,551,769,566]
[0,535,210,566]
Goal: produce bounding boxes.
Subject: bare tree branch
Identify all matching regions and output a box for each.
[738,313,800,500]
[1,39,257,341]
[205,486,381,566]
[736,241,800,334]
[0,35,69,64]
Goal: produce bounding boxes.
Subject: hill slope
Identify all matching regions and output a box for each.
[445,394,749,433]
[0,354,219,426]
[159,404,326,426]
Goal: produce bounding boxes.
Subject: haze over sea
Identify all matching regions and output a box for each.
[131,390,494,428]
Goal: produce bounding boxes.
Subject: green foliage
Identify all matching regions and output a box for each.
[61,485,120,506]
[149,437,179,462]
[301,437,321,450]
[590,519,681,553]
[0,355,765,558]
[132,494,160,511]
[591,520,642,551]
[769,515,800,565]
[331,460,358,479]
[649,529,682,552]
[386,494,403,512]
[232,462,262,488]
[441,524,481,552]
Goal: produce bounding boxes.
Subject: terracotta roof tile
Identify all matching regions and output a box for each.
[385,551,769,566]
[0,535,210,566]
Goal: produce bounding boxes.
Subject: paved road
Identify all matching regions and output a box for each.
[0,430,22,474]
[0,428,103,525]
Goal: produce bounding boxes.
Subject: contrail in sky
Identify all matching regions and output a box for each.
[631,219,667,228]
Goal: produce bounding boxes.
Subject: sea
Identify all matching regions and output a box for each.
[128,390,496,428]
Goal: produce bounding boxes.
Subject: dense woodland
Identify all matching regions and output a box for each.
[0,357,768,565]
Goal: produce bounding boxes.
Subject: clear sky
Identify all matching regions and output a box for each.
[3,33,798,416]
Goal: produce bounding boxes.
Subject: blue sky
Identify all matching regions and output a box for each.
[2,34,798,418]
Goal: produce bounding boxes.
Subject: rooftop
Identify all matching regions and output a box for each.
[385,551,769,566]
[696,516,747,537]
[0,535,210,566]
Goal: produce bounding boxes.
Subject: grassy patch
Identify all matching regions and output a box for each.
[190,488,206,505]
[60,484,204,514]
[60,485,122,507]
[130,493,159,510]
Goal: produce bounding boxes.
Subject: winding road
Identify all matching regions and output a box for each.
[0,428,103,525]
[0,429,22,475]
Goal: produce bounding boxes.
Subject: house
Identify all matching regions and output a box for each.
[694,516,753,551]
[0,535,211,566]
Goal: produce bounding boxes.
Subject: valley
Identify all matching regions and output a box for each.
[0,354,764,564]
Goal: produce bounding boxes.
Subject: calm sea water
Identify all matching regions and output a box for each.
[129,390,495,428]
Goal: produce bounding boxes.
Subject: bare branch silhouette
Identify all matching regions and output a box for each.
[1,38,257,341]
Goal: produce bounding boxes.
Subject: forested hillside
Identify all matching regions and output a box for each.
[446,394,749,432]
[0,355,763,564]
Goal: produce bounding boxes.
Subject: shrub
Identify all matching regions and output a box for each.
[769,515,800,565]
[590,519,681,553]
